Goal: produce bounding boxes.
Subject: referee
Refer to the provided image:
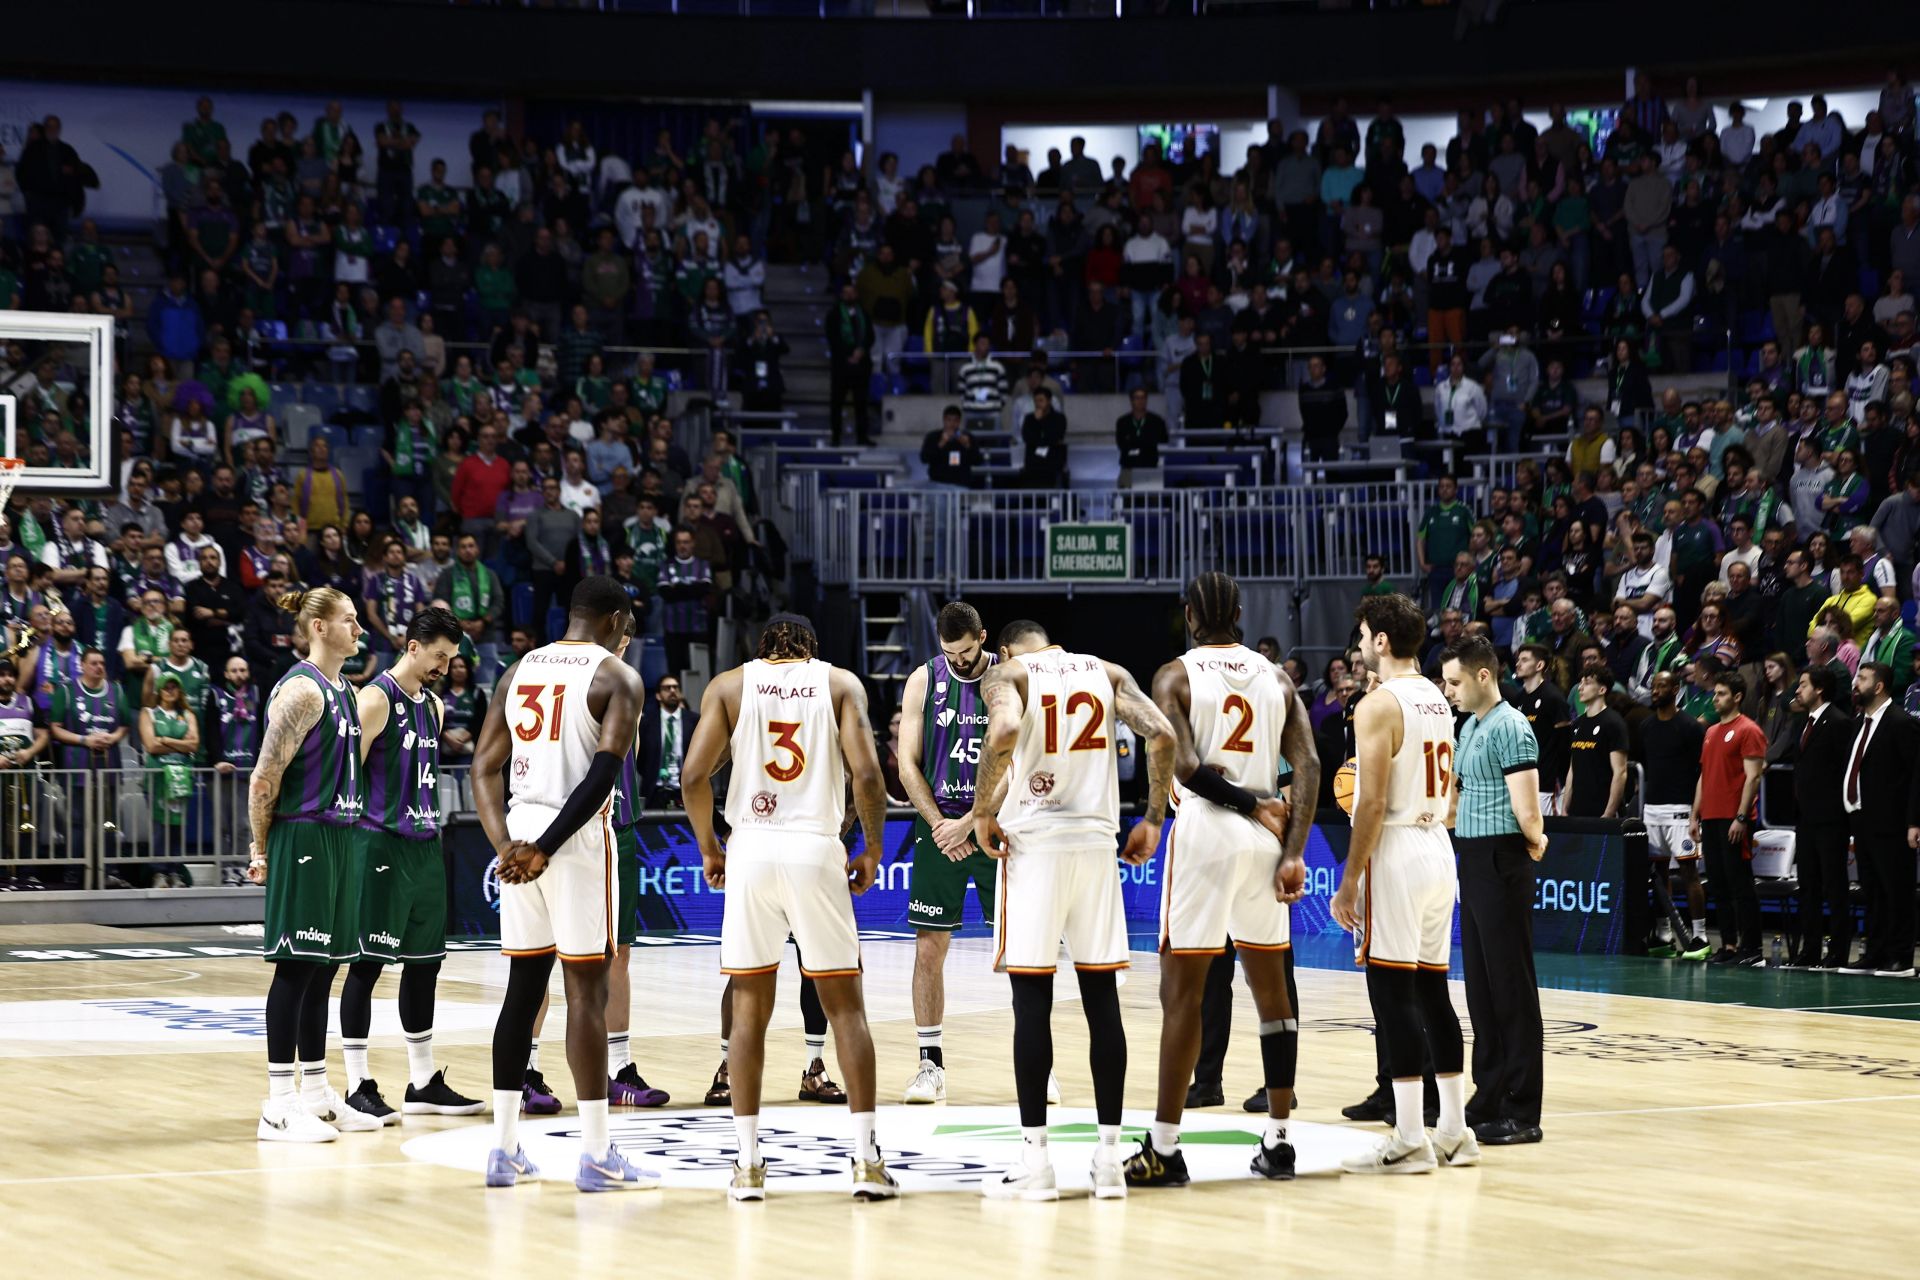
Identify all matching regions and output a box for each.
[1440,636,1547,1146]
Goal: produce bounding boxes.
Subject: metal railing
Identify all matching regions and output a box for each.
[799,478,1449,591]
[0,764,477,889]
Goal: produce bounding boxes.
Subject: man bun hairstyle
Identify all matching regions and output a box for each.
[1353,593,1426,660]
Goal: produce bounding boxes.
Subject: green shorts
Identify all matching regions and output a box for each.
[907,816,998,931]
[615,824,639,947]
[262,821,363,964]
[357,829,447,964]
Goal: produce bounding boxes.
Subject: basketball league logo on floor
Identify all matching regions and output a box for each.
[403,1106,1381,1191]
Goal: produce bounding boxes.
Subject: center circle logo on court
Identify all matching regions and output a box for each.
[401,1105,1379,1193]
[751,792,779,817]
[1028,772,1055,797]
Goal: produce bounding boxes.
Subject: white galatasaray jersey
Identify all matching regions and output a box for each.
[725,658,845,839]
[998,647,1120,841]
[1174,643,1285,806]
[1356,674,1457,827]
[508,641,616,811]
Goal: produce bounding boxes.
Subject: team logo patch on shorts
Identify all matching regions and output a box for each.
[1027,772,1055,797]
[751,792,779,818]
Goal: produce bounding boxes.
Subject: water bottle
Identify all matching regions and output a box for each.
[1770,935,1783,968]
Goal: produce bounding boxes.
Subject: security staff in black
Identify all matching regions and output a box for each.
[1789,664,1855,969]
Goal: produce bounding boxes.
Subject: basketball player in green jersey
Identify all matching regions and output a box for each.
[339,607,484,1124]
[897,601,1000,1104]
[250,587,378,1142]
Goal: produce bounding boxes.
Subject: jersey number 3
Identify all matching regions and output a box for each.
[511,684,567,743]
[764,720,807,782]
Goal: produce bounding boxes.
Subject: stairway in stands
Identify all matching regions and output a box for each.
[760,261,832,433]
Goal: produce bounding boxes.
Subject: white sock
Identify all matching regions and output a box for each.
[853,1110,878,1163]
[527,1042,540,1073]
[805,1033,826,1065]
[268,1063,297,1101]
[1149,1120,1180,1155]
[735,1113,760,1167]
[1390,1080,1425,1147]
[342,1039,370,1093]
[1263,1117,1289,1146]
[1097,1123,1121,1151]
[916,1025,943,1058]
[719,1037,729,1067]
[1691,918,1707,939]
[1021,1125,1050,1171]
[492,1091,521,1152]
[299,1059,328,1103]
[405,1031,435,1090]
[608,1032,632,1075]
[580,1098,610,1161]
[1437,1074,1466,1138]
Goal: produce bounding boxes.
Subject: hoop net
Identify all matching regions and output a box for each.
[0,459,21,510]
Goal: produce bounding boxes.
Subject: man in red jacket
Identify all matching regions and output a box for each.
[452,423,511,552]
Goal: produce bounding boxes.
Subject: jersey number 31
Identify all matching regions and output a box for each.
[511,684,568,742]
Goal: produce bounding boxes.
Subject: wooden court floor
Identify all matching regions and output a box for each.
[1,931,1916,1278]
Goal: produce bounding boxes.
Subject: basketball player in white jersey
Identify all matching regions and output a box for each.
[1330,594,1477,1173]
[680,613,900,1202]
[1128,572,1320,1189]
[471,576,659,1192]
[970,619,1174,1201]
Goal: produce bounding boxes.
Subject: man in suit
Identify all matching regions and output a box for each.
[1840,662,1920,977]
[1790,664,1856,968]
[639,674,696,809]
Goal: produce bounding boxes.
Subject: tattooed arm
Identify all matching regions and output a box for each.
[246,678,324,883]
[1274,670,1322,863]
[969,660,1028,858]
[833,667,888,894]
[1107,661,1174,824]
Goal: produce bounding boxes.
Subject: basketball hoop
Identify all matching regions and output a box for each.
[0,458,22,510]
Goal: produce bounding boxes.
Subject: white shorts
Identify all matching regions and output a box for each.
[1160,802,1290,955]
[1644,804,1699,863]
[1356,823,1456,972]
[993,840,1129,974]
[499,804,614,963]
[719,829,862,979]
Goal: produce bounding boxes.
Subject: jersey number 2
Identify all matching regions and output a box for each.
[1221,694,1256,753]
[764,720,807,782]
[1423,740,1454,799]
[1041,691,1107,753]
[511,684,567,742]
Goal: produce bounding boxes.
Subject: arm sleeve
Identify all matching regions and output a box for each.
[1178,762,1259,816]
[534,750,623,856]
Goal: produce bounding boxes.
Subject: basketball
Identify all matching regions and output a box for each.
[1332,758,1359,815]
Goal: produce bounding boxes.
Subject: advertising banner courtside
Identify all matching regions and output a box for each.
[447,814,1625,956]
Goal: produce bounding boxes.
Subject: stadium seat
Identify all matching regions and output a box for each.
[281,403,321,451]
[544,606,568,641]
[511,582,534,627]
[349,426,383,450]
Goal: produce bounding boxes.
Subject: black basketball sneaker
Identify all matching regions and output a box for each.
[1121,1137,1190,1187]
[1250,1138,1296,1180]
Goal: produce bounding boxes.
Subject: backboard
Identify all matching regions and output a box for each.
[0,311,117,496]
